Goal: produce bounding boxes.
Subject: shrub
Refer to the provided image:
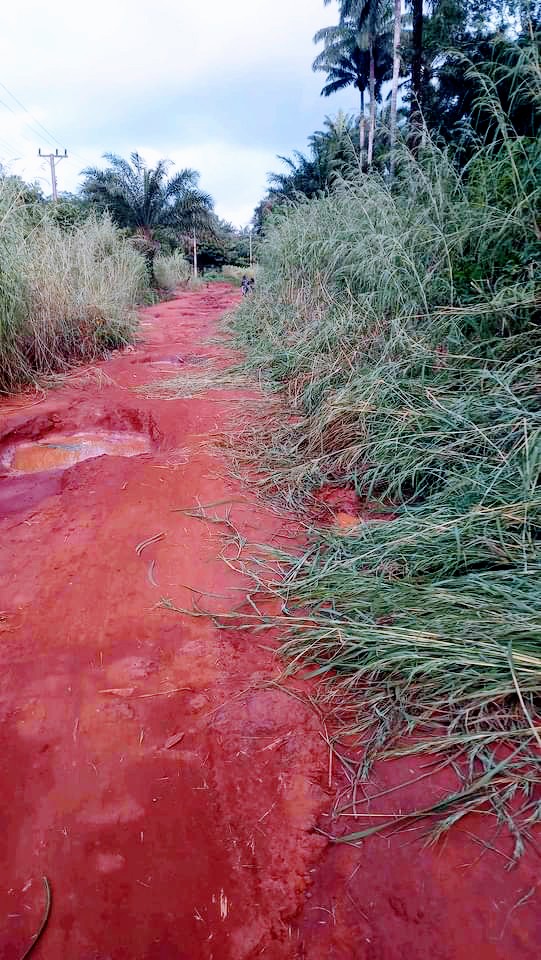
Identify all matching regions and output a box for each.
[153,251,191,290]
[0,183,148,392]
[222,264,257,285]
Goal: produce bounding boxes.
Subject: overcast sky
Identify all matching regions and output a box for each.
[0,0,357,226]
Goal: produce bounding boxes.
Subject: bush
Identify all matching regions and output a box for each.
[222,264,257,285]
[153,251,191,290]
[0,183,148,392]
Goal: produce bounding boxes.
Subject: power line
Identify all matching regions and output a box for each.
[0,78,98,184]
[0,80,96,172]
[0,96,56,150]
[0,79,63,149]
[67,148,95,171]
[0,133,23,157]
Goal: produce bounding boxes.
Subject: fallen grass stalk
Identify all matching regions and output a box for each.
[135,532,165,556]
[332,745,529,844]
[137,368,251,399]
[19,876,51,960]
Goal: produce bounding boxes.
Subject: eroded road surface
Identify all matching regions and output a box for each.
[1,285,539,959]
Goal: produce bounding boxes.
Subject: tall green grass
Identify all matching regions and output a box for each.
[153,251,191,290]
[225,52,541,841]
[0,181,148,392]
[222,264,257,284]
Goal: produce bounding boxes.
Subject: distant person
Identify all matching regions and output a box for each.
[241,275,250,296]
[248,277,255,293]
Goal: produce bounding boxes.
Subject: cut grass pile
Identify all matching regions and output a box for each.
[0,180,148,392]
[138,367,251,399]
[225,50,541,842]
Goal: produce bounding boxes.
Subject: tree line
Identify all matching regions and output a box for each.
[80,153,252,276]
[0,153,252,282]
[255,0,540,223]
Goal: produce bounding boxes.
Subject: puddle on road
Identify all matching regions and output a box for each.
[144,354,212,367]
[148,356,184,366]
[3,431,151,474]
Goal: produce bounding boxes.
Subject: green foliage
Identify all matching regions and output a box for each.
[195,219,252,269]
[265,113,360,204]
[153,251,191,290]
[0,181,148,392]
[262,1,540,211]
[81,153,217,283]
[230,49,541,839]
[81,153,249,277]
[221,265,257,284]
[49,192,92,229]
[81,152,214,235]
[423,15,541,142]
[313,13,392,104]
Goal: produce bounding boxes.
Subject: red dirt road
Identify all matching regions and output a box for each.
[0,285,539,959]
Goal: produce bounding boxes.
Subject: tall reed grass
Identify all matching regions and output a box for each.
[225,51,541,841]
[222,264,257,283]
[153,251,191,290]
[0,181,148,392]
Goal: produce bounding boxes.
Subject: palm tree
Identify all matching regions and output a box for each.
[81,152,214,279]
[323,0,394,168]
[361,0,394,167]
[267,150,325,199]
[266,113,358,201]
[352,0,410,174]
[312,112,360,175]
[389,0,403,176]
[313,22,371,167]
[409,1,451,129]
[410,0,424,120]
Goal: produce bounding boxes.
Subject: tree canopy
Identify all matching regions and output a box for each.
[81,152,215,241]
[256,0,540,220]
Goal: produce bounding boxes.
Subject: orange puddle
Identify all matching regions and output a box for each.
[4,431,151,473]
[148,356,183,365]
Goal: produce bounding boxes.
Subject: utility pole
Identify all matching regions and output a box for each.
[249,228,253,268]
[192,216,198,278]
[38,148,68,201]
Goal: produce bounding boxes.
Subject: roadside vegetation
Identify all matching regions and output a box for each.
[153,251,192,291]
[81,153,214,285]
[0,180,147,392]
[81,152,253,280]
[229,12,541,843]
[222,265,257,284]
[0,150,251,391]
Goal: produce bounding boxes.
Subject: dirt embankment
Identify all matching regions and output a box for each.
[0,285,538,959]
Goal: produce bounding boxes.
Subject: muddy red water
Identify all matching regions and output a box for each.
[0,285,539,959]
[3,432,151,474]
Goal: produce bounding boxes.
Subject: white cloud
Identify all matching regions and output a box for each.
[138,142,275,227]
[0,0,356,221]
[1,1,339,96]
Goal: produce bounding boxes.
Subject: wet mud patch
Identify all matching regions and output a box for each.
[139,353,213,367]
[0,405,160,480]
[3,431,151,474]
